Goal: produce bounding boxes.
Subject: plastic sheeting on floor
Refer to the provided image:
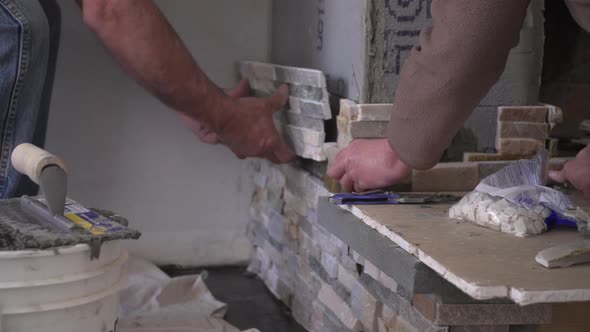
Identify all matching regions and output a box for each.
[119,256,259,332]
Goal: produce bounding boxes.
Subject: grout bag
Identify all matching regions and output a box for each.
[449,150,579,237]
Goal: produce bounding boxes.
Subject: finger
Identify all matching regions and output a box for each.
[264,152,281,164]
[354,181,366,194]
[273,140,296,163]
[226,79,250,98]
[267,84,289,112]
[340,173,354,193]
[327,150,348,179]
[548,169,567,183]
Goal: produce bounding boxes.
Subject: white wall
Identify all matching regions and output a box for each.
[46,0,272,266]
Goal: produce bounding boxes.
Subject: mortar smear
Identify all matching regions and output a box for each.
[0,198,141,251]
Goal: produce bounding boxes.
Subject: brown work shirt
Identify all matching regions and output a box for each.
[388,0,590,170]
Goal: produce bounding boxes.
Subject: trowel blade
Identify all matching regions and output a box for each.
[38,165,67,216]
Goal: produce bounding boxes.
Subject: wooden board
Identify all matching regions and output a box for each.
[339,193,590,305]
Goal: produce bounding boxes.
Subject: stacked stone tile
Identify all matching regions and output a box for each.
[246,158,551,331]
[494,105,563,157]
[336,99,391,149]
[239,61,331,161]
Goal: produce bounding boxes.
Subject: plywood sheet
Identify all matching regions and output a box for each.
[339,193,590,305]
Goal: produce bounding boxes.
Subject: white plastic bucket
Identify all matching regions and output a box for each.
[0,241,127,332]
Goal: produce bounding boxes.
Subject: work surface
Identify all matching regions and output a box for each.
[333,194,590,305]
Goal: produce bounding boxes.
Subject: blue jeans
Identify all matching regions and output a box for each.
[0,0,60,198]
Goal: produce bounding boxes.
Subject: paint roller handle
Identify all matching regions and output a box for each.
[11,143,68,184]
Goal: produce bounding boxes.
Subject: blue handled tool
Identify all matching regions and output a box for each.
[329,191,460,205]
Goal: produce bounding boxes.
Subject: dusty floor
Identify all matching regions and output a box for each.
[163,266,306,332]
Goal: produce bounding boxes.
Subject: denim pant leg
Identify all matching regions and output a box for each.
[0,0,51,199]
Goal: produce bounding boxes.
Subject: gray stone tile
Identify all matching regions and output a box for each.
[275,65,327,88]
[285,111,325,131]
[289,97,332,120]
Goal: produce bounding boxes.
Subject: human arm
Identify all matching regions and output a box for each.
[77,0,294,162]
[328,0,530,192]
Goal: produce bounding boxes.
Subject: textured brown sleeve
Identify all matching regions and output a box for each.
[387,0,530,170]
[565,0,590,32]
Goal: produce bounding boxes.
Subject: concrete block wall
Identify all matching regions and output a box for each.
[272,0,545,154]
[246,159,551,331]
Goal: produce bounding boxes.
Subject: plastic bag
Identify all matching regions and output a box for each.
[449,150,578,237]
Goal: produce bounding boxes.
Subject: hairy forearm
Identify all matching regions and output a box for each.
[79,0,227,127]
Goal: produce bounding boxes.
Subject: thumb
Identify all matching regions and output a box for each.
[267,84,289,113]
[226,79,250,98]
[548,169,567,183]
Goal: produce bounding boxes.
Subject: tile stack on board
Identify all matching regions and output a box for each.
[495,105,563,157]
[414,105,564,192]
[246,159,552,331]
[239,61,331,161]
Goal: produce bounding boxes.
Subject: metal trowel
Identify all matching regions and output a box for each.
[11,143,76,231]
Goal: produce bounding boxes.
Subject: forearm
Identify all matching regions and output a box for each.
[387,0,530,170]
[79,0,227,127]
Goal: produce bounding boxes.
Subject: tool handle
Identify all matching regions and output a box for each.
[11,143,67,184]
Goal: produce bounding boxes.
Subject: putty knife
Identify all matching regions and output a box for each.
[11,143,75,231]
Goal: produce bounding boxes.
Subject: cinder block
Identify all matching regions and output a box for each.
[349,121,389,138]
[412,163,479,192]
[357,104,392,121]
[497,138,545,156]
[497,106,548,123]
[497,122,549,140]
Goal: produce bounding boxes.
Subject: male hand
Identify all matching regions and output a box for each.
[549,145,590,199]
[179,80,251,145]
[216,80,295,164]
[327,139,412,192]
